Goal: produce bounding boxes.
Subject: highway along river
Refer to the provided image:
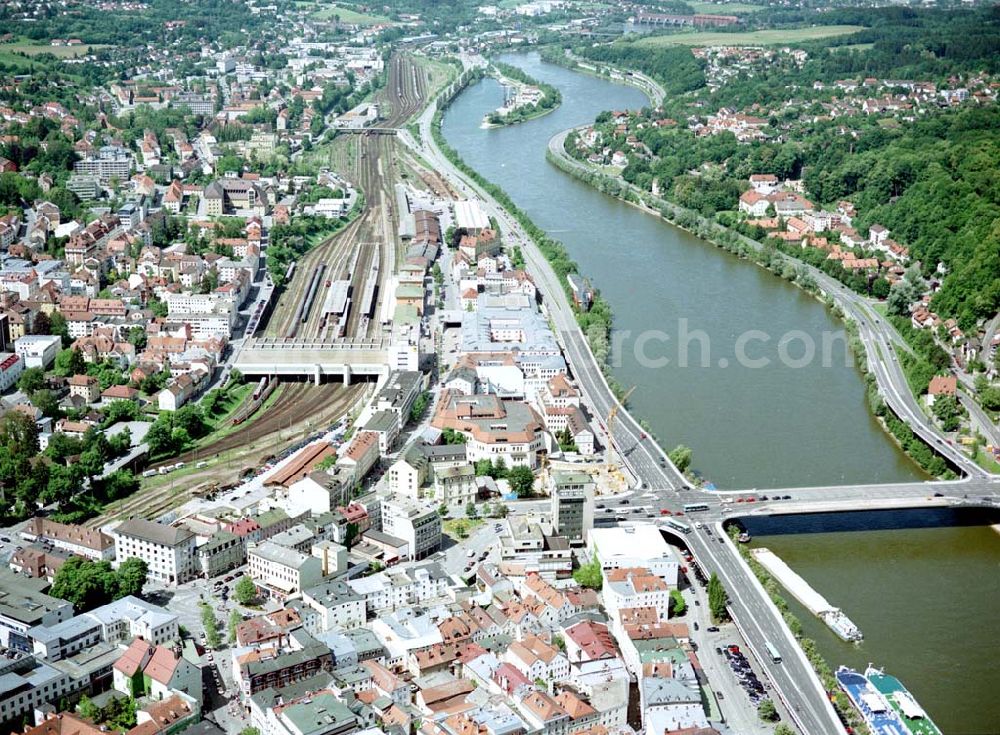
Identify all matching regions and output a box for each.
[441,51,923,489]
[743,509,1000,734]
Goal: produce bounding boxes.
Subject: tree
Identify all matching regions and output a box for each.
[442,428,466,444]
[103,399,139,426]
[507,466,535,498]
[78,695,99,722]
[708,572,730,623]
[465,501,478,519]
[234,575,257,605]
[31,388,60,418]
[572,553,603,590]
[53,348,86,378]
[491,502,509,518]
[980,386,1000,412]
[437,503,448,517]
[116,558,148,598]
[240,728,261,735]
[201,603,221,648]
[17,367,46,395]
[757,699,778,722]
[668,444,692,473]
[932,394,962,432]
[887,267,926,317]
[228,608,242,643]
[774,725,795,735]
[50,557,119,612]
[669,588,687,617]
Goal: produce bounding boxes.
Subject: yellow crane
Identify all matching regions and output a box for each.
[605,386,636,481]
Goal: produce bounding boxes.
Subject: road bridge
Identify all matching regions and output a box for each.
[234,337,390,384]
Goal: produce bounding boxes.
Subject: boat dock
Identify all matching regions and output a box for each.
[751,547,863,642]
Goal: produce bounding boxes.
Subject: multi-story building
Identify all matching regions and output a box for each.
[202,177,268,216]
[0,653,80,726]
[113,519,198,587]
[73,146,133,184]
[14,334,61,369]
[380,496,441,560]
[0,571,73,652]
[431,390,545,469]
[28,596,178,661]
[236,643,334,697]
[301,579,366,633]
[248,542,324,600]
[346,564,450,614]
[586,525,680,585]
[112,637,202,704]
[549,472,595,545]
[373,370,424,423]
[196,531,245,578]
[386,444,429,498]
[0,352,23,392]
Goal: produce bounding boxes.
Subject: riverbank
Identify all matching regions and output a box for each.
[545,127,959,480]
[538,46,666,106]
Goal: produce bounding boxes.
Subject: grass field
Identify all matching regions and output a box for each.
[686,1,762,14]
[0,41,108,58]
[634,25,865,47]
[302,2,390,24]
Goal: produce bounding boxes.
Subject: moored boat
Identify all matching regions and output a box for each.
[836,666,909,735]
[866,665,943,735]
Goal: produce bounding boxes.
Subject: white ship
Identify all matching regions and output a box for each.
[820,609,863,642]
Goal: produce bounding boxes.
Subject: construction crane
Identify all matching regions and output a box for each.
[605,386,636,480]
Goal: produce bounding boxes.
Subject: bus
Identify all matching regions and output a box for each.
[765,641,782,664]
[683,503,710,513]
[665,517,692,535]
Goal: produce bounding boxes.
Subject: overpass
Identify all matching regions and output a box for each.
[233,336,390,384]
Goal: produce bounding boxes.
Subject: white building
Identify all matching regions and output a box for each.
[380,496,442,561]
[586,524,680,585]
[113,519,198,587]
[248,541,324,600]
[14,335,61,369]
[28,596,177,662]
[0,352,24,392]
[301,579,366,632]
[346,564,449,614]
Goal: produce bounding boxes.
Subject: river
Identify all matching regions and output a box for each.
[438,52,997,732]
[743,511,1000,734]
[442,52,923,490]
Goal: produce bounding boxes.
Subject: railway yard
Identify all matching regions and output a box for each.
[265,52,432,343]
[87,53,443,527]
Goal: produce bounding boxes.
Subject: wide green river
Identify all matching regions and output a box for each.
[442,52,921,490]
[441,52,999,733]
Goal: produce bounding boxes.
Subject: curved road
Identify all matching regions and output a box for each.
[548,127,992,480]
[404,64,846,735]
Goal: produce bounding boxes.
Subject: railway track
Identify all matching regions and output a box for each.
[90,383,364,527]
[264,52,429,342]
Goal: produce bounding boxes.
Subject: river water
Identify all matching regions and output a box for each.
[743,510,1000,734]
[441,52,922,490]
[439,52,998,733]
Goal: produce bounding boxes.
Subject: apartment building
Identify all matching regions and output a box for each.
[28,596,178,661]
[248,542,323,600]
[14,522,107,566]
[113,519,197,586]
[380,496,442,560]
